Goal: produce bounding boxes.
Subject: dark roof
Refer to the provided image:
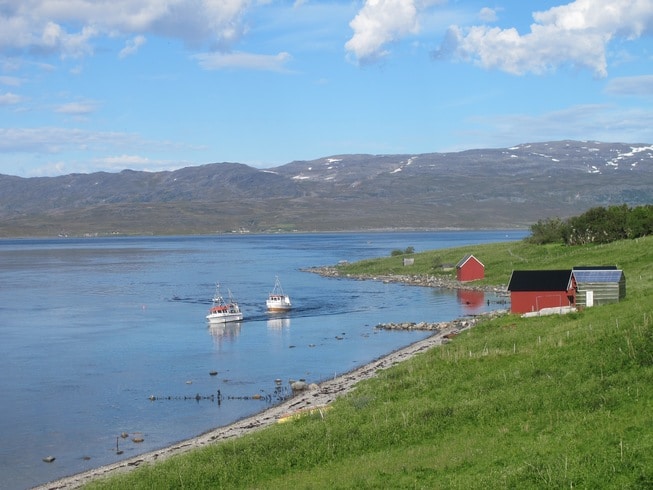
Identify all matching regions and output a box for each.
[456,254,484,268]
[573,269,624,283]
[508,270,573,292]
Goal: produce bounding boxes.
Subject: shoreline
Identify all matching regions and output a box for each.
[303,266,509,295]
[35,314,493,490]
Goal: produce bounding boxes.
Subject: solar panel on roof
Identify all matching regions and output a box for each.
[573,270,622,282]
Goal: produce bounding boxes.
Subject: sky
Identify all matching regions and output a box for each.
[1,0,653,178]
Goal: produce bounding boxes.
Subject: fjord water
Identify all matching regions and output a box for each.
[0,231,525,489]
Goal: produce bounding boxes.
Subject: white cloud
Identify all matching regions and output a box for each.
[0,126,198,175]
[119,35,147,59]
[605,75,653,95]
[20,20,98,58]
[93,154,180,172]
[193,51,292,71]
[0,8,94,57]
[0,75,24,86]
[0,0,255,58]
[97,154,152,166]
[27,161,69,177]
[478,8,498,23]
[345,0,418,63]
[0,126,199,159]
[344,0,446,64]
[434,0,653,77]
[27,154,183,176]
[0,127,141,154]
[462,103,653,148]
[54,101,99,115]
[0,92,24,105]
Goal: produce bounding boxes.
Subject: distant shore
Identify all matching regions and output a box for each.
[304,265,509,294]
[36,308,503,490]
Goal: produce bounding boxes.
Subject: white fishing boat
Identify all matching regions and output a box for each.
[266,276,292,312]
[206,284,243,324]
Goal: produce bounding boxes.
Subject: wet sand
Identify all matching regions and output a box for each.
[36,318,476,490]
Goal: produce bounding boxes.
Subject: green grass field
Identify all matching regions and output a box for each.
[86,236,653,489]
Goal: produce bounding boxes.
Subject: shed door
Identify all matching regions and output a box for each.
[586,290,594,307]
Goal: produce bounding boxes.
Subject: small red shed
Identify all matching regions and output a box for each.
[456,254,485,281]
[507,270,576,314]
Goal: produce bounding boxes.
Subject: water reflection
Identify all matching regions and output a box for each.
[457,289,486,313]
[208,322,242,345]
[267,317,291,330]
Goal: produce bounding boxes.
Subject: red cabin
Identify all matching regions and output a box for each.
[507,270,576,314]
[456,254,485,282]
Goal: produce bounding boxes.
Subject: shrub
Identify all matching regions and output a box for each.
[390,246,415,256]
[527,205,653,245]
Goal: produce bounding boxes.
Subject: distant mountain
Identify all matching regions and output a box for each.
[1,140,652,237]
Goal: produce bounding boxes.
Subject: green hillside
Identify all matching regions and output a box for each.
[87,237,653,489]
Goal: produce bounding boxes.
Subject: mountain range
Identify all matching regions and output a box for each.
[1,140,652,237]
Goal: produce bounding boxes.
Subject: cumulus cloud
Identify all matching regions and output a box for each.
[345,0,420,64]
[119,35,147,59]
[0,16,98,58]
[0,0,254,58]
[433,0,653,77]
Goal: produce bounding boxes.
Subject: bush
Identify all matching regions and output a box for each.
[526,217,568,244]
[390,246,415,256]
[527,205,653,245]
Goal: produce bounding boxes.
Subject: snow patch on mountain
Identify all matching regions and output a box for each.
[598,144,653,173]
[389,156,417,175]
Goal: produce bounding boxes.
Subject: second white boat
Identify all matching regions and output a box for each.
[266,276,292,312]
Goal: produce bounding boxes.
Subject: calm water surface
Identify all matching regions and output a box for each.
[0,231,526,489]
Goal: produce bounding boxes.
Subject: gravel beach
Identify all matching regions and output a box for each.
[37,268,507,489]
[36,316,480,490]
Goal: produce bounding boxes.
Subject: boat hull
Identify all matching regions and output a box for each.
[206,312,243,324]
[266,306,291,312]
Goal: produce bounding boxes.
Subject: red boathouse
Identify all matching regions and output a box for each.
[456,254,485,282]
[507,270,576,314]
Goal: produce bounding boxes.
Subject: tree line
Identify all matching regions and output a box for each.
[527,204,653,245]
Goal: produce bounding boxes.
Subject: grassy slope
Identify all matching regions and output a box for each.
[87,237,653,489]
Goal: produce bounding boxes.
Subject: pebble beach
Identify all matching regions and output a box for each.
[37,271,507,489]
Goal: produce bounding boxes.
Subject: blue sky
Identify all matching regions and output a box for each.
[1,0,652,177]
